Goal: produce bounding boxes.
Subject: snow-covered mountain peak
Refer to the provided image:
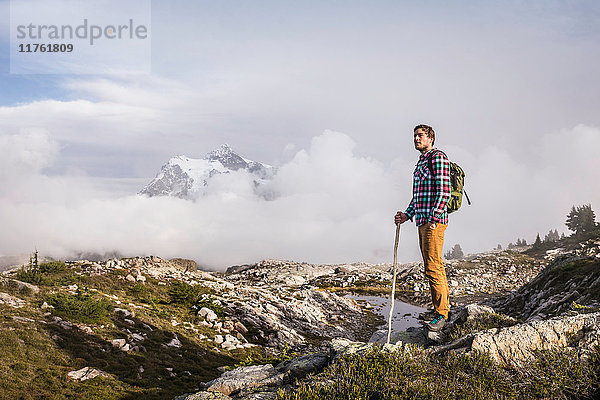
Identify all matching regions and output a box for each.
[205,144,234,160]
[204,144,248,171]
[139,145,276,199]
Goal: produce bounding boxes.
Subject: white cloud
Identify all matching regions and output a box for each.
[0,125,598,269]
[0,129,59,199]
[4,0,598,178]
[0,129,58,174]
[443,124,600,253]
[2,1,600,268]
[0,130,404,267]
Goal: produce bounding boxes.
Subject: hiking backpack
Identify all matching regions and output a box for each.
[428,150,471,214]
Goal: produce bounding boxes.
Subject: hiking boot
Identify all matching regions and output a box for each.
[426,313,446,332]
[418,309,437,321]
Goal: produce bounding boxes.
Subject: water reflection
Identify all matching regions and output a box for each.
[345,294,426,343]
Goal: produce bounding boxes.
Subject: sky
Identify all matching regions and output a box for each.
[0,0,599,269]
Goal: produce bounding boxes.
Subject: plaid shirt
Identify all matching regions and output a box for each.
[405,148,451,226]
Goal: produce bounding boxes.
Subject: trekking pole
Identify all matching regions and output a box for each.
[386,223,401,345]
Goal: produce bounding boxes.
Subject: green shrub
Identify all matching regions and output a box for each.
[15,260,70,286]
[16,267,47,285]
[168,281,212,306]
[518,348,599,399]
[45,292,113,324]
[276,346,600,400]
[39,260,67,273]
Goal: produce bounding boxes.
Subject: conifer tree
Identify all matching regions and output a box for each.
[544,229,560,242]
[566,206,578,233]
[514,238,528,246]
[445,244,464,260]
[566,204,598,234]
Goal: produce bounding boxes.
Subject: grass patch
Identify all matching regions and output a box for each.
[0,319,143,400]
[126,281,169,306]
[544,258,600,285]
[0,300,255,400]
[277,346,600,400]
[519,347,600,399]
[45,292,114,324]
[0,279,35,299]
[46,315,236,399]
[76,272,128,295]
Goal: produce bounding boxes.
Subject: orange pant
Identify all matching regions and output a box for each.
[418,223,449,318]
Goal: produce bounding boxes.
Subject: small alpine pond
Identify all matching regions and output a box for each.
[344,294,426,343]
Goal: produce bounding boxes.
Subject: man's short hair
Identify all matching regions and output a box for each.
[414,124,435,145]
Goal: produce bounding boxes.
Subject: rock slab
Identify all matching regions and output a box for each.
[0,292,26,308]
[67,367,107,381]
[471,311,600,366]
[274,353,329,379]
[206,364,284,396]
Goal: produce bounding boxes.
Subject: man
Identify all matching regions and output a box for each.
[395,124,451,331]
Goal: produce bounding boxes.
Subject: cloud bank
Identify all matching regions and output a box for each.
[0,126,598,269]
[0,130,401,268]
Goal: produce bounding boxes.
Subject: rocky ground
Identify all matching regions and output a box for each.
[1,232,599,399]
[175,233,600,399]
[487,236,600,320]
[2,255,374,352]
[222,248,547,308]
[0,254,378,399]
[173,304,600,400]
